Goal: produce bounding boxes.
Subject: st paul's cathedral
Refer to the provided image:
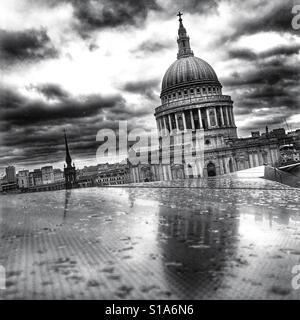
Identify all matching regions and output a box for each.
[129,13,294,182]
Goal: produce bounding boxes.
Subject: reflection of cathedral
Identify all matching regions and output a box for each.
[129,13,297,182]
[157,200,240,299]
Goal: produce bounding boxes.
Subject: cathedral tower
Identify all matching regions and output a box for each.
[64,129,77,189]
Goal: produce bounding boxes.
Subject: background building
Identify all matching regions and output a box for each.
[54,169,64,182]
[6,166,16,183]
[96,165,130,186]
[41,166,54,185]
[18,170,29,189]
[33,169,43,186]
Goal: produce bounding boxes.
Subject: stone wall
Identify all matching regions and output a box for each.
[128,141,281,183]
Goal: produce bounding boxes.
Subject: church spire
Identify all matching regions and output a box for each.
[64,129,72,168]
[176,11,194,59]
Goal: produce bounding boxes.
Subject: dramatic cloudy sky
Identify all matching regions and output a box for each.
[0,0,299,172]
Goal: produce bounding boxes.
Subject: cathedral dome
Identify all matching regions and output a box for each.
[161,56,219,93]
[160,12,221,95]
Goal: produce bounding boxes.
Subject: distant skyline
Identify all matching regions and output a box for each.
[0,0,299,172]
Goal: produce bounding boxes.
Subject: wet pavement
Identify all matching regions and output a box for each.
[0,167,300,299]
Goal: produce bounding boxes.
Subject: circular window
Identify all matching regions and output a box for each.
[205,139,210,145]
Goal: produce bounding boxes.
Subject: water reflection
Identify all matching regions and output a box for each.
[156,200,240,299]
[63,189,72,220]
[0,182,299,299]
[237,202,295,246]
[128,189,136,208]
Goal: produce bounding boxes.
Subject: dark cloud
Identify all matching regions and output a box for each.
[121,78,160,99]
[260,44,300,58]
[221,41,300,133]
[226,44,300,119]
[218,0,296,44]
[0,28,58,67]
[0,84,152,168]
[222,54,300,88]
[29,83,70,100]
[228,44,300,61]
[227,48,257,61]
[73,0,160,35]
[132,38,175,55]
[241,2,292,34]
[88,43,99,52]
[0,85,127,126]
[28,0,161,38]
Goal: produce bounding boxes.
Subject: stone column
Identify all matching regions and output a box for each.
[232,157,238,171]
[168,114,172,133]
[220,106,225,126]
[258,152,264,165]
[253,153,257,167]
[249,153,253,167]
[160,118,164,131]
[175,113,179,131]
[156,119,161,132]
[163,116,167,130]
[270,149,276,165]
[230,107,235,126]
[213,107,218,127]
[225,106,230,126]
[206,108,211,127]
[168,165,172,181]
[268,149,273,165]
[163,116,167,135]
[182,112,187,131]
[219,157,224,175]
[198,108,203,129]
[190,110,195,130]
[267,150,272,164]
[222,157,226,173]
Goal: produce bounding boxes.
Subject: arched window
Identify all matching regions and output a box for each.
[170,114,176,130]
[177,115,184,131]
[207,163,216,176]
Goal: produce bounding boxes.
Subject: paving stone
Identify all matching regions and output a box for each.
[0,169,300,299]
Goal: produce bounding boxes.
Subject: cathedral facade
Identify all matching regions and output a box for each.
[129,14,290,183]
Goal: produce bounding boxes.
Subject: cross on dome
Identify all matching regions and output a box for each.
[177,11,183,21]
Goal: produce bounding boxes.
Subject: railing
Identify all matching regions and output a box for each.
[155,95,232,114]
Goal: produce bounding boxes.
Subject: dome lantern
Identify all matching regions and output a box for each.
[176,11,194,59]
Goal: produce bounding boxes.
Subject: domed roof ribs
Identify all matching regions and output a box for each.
[177,11,194,59]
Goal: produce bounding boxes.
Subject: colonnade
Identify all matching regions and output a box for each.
[156,105,235,133]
